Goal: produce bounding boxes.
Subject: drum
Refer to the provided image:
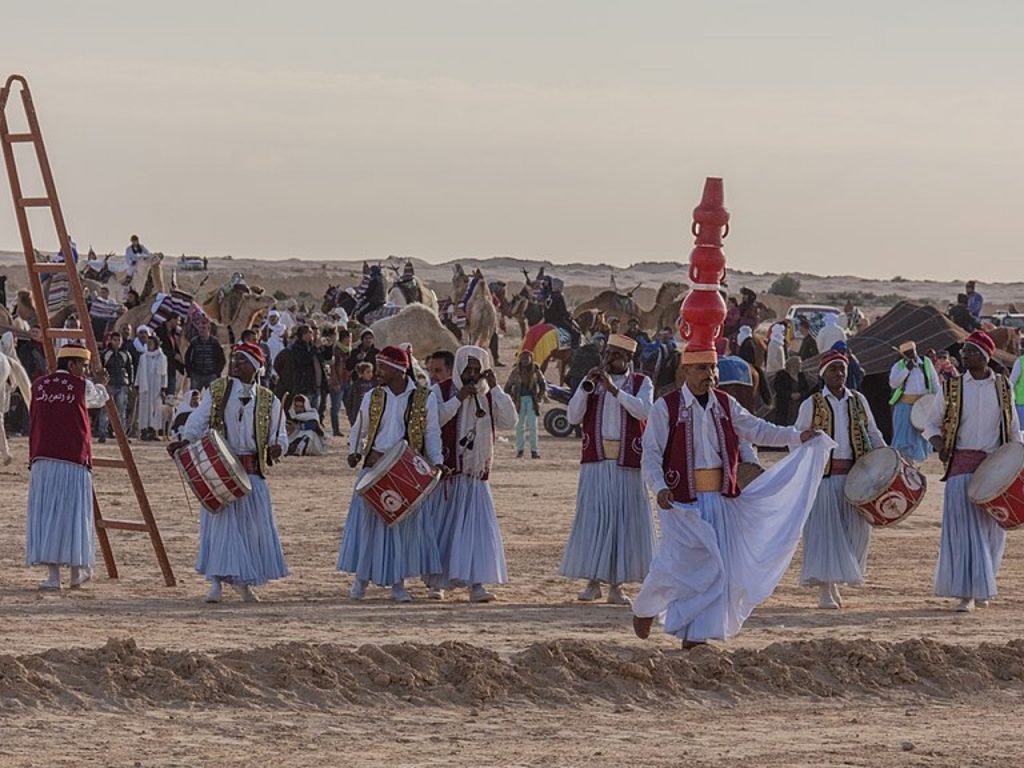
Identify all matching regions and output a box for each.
[844,446,926,527]
[174,430,252,513]
[910,393,936,432]
[968,442,1024,530]
[356,440,441,527]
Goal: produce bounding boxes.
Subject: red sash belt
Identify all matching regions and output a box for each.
[830,459,854,475]
[238,454,259,474]
[947,449,988,478]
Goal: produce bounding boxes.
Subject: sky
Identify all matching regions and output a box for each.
[1,1,1022,281]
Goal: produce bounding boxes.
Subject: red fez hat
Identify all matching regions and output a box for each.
[964,330,996,358]
[818,350,849,375]
[377,345,410,372]
[234,341,265,369]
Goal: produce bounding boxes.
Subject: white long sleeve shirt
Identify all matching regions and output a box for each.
[922,372,1022,453]
[889,358,940,396]
[348,379,443,466]
[182,378,288,456]
[794,388,886,460]
[642,384,804,494]
[566,372,654,437]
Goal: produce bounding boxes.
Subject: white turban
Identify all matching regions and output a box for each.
[737,326,753,345]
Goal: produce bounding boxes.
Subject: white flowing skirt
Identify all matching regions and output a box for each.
[430,474,508,587]
[633,435,832,642]
[934,474,1005,600]
[25,459,95,568]
[559,461,655,584]
[196,475,289,585]
[337,468,439,586]
[799,474,871,586]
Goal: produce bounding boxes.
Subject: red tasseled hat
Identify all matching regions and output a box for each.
[964,330,996,359]
[818,350,849,376]
[234,341,265,370]
[377,344,410,372]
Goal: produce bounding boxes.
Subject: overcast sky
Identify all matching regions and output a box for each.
[1,1,1021,280]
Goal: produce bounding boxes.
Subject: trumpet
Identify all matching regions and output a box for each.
[581,367,605,393]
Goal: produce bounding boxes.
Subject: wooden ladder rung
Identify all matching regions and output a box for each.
[28,261,70,274]
[44,327,87,339]
[97,519,151,532]
[17,196,52,208]
[6,132,36,142]
[92,457,127,469]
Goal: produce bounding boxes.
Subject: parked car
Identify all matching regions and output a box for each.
[784,304,841,337]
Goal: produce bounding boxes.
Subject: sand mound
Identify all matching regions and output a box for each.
[2,637,1023,712]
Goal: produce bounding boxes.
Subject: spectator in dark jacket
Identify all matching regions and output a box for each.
[184,321,225,391]
[346,329,378,374]
[155,315,185,394]
[288,325,322,411]
[97,331,134,442]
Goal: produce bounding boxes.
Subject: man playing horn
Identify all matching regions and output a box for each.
[924,331,1021,612]
[888,340,939,463]
[168,342,289,603]
[560,333,655,606]
[795,350,886,609]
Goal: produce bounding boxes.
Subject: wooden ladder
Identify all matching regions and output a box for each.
[0,73,175,586]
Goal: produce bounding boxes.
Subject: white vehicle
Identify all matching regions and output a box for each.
[784,304,841,337]
[178,255,207,271]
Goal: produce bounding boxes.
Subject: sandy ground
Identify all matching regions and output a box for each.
[3,349,1024,765]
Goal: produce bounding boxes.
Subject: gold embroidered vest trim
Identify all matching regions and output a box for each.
[940,374,1014,479]
[209,377,274,477]
[811,390,872,476]
[362,385,431,466]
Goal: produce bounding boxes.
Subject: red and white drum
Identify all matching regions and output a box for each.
[968,442,1024,530]
[910,393,937,432]
[844,446,927,527]
[356,440,441,527]
[174,430,252,513]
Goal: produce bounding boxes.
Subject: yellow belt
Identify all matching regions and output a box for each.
[694,468,723,493]
[900,394,922,404]
[602,439,620,459]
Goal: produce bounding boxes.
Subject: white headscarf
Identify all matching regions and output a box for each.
[824,313,838,328]
[737,326,753,345]
[452,345,494,479]
[174,389,200,419]
[769,324,786,345]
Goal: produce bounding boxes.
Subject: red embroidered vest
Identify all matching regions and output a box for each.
[662,388,740,503]
[580,372,647,469]
[29,371,92,468]
[438,379,495,480]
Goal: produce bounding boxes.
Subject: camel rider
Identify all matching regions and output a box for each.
[542,276,581,348]
[354,265,387,325]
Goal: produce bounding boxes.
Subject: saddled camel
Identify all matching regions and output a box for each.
[451,264,498,351]
[574,281,687,333]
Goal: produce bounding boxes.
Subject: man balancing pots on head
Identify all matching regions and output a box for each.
[631,339,832,648]
[923,331,1021,613]
[167,342,290,604]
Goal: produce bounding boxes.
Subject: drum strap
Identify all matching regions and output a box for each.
[361,385,431,467]
[811,391,871,476]
[941,374,1014,480]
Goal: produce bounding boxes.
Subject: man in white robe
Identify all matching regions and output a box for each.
[632,348,831,647]
[888,341,940,463]
[561,333,655,605]
[135,336,167,441]
[429,345,518,602]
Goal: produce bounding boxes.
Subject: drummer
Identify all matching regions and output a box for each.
[168,342,289,604]
[923,331,1021,612]
[795,350,886,609]
[888,341,939,463]
[338,345,444,602]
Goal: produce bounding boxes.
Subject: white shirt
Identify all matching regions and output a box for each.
[183,378,288,456]
[566,371,653,438]
[923,371,1022,453]
[795,388,886,460]
[349,379,443,465]
[889,357,940,396]
[124,243,151,268]
[642,384,804,494]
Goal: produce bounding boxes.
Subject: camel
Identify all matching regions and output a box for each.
[369,304,459,358]
[988,326,1021,357]
[200,286,274,344]
[451,265,498,350]
[574,281,687,333]
[383,263,440,315]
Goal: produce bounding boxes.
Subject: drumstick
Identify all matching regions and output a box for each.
[268,390,289,467]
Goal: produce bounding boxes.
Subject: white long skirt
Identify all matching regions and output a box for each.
[337,468,439,586]
[559,461,655,584]
[25,459,95,568]
[196,475,289,586]
[632,435,832,642]
[799,474,871,586]
[137,388,163,432]
[431,474,508,588]
[934,474,1006,600]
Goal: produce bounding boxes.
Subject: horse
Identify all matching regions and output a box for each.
[322,284,358,318]
[667,353,765,414]
[451,264,498,350]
